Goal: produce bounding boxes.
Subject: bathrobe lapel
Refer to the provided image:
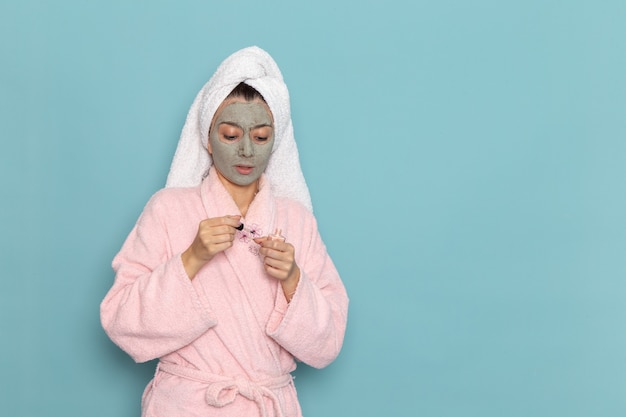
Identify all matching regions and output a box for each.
[199,169,279,343]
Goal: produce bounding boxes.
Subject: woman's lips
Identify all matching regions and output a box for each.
[235,165,254,175]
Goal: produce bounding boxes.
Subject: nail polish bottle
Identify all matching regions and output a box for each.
[268,228,285,242]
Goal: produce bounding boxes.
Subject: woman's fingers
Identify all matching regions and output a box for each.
[182,215,241,279]
[255,239,298,281]
[191,217,240,259]
[199,217,242,254]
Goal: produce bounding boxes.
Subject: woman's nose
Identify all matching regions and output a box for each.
[239,136,254,157]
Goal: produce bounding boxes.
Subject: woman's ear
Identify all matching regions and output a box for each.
[207,137,212,154]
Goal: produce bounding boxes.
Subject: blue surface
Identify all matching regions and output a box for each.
[1,1,625,416]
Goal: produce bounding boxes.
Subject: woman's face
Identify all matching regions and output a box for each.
[208,99,274,187]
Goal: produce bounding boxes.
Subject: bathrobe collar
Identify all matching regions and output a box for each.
[200,167,277,234]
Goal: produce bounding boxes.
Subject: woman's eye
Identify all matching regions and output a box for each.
[223,135,238,141]
[255,136,268,142]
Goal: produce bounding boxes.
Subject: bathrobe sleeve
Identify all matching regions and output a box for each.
[266,207,349,369]
[100,190,217,363]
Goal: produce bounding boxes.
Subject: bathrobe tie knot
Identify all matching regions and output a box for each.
[158,362,292,417]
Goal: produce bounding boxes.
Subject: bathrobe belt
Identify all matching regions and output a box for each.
[157,361,292,417]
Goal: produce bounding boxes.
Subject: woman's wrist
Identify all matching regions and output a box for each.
[281,266,300,302]
[181,248,208,280]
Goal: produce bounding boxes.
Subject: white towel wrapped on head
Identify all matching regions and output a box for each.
[166,46,312,212]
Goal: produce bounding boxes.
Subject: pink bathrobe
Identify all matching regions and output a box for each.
[101,168,348,417]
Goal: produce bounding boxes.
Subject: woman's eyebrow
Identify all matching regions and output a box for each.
[219,121,243,129]
[219,122,272,130]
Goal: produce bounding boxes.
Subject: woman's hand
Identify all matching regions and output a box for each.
[254,237,300,302]
[182,215,241,279]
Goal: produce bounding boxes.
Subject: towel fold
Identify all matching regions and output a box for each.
[166,46,312,212]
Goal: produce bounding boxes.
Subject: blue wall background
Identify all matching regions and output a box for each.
[1,1,625,416]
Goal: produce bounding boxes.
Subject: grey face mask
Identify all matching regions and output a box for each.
[208,101,274,187]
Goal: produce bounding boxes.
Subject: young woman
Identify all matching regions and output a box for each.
[100,46,348,417]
